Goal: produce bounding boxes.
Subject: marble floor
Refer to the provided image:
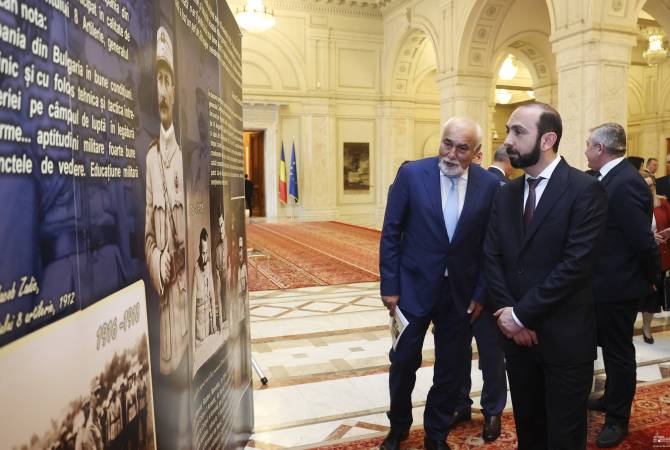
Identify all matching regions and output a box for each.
[244,277,670,449]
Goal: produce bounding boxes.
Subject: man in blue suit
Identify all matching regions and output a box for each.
[379,117,500,450]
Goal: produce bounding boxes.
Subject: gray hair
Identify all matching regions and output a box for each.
[443,117,483,149]
[493,145,510,163]
[590,123,626,155]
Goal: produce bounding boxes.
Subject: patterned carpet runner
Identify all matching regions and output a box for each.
[246,222,380,291]
[310,379,670,449]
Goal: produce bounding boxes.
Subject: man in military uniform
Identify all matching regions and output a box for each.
[144,26,190,450]
[145,25,188,375]
[75,379,104,450]
[124,371,139,450]
[107,388,123,450]
[214,207,228,331]
[192,228,217,346]
[136,369,148,448]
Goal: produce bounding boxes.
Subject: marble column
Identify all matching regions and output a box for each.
[552,29,637,169]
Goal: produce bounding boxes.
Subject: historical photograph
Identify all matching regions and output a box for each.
[0,282,156,450]
[343,142,371,191]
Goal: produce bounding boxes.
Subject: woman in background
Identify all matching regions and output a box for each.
[640,171,670,343]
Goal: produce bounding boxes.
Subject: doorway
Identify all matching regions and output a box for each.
[243,130,265,217]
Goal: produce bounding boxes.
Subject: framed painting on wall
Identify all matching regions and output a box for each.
[343,142,370,191]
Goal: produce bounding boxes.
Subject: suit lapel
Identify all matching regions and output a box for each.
[422,159,449,243]
[451,165,482,244]
[521,158,570,250]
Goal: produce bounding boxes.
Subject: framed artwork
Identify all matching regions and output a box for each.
[343,142,370,191]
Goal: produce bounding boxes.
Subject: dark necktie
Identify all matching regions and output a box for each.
[524,177,543,229]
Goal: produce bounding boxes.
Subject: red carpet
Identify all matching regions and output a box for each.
[311,379,670,449]
[246,222,380,291]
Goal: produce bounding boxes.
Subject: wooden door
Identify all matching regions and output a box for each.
[243,131,265,217]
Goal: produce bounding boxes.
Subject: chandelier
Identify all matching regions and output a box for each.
[498,54,518,81]
[642,28,667,65]
[235,0,276,33]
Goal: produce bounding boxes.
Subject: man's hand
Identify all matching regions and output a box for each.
[512,329,538,347]
[659,227,670,240]
[381,295,400,314]
[467,301,483,324]
[655,232,666,244]
[494,307,523,338]
[160,250,172,285]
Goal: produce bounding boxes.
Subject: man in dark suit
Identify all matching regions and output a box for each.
[488,145,512,183]
[380,117,500,450]
[485,102,608,450]
[584,123,660,447]
[654,154,670,197]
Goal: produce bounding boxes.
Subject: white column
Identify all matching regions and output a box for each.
[552,30,636,169]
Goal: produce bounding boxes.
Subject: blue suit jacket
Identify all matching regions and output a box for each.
[380,158,500,317]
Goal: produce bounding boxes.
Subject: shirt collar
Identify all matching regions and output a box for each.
[525,154,561,182]
[598,156,625,179]
[159,122,177,164]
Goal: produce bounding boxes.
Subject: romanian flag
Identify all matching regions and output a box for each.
[279,143,288,204]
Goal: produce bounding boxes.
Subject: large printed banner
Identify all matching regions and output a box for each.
[0,0,252,449]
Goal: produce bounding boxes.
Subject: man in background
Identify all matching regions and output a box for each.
[585,123,659,447]
[646,157,659,176]
[488,146,512,183]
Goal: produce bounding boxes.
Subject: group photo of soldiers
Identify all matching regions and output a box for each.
[9,337,155,450]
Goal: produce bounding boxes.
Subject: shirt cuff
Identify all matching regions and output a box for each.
[511,309,525,329]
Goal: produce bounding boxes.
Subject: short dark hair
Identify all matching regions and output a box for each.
[647,157,658,165]
[200,227,208,243]
[517,102,562,152]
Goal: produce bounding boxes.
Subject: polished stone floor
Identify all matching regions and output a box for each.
[244,277,670,449]
[243,217,670,449]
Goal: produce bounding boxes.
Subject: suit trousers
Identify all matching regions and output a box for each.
[388,277,470,441]
[506,348,593,450]
[456,309,507,416]
[595,298,638,425]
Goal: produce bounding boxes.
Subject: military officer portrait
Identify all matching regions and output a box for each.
[143,25,190,449]
[191,227,218,346]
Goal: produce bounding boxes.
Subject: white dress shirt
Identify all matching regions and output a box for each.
[440,166,468,276]
[513,154,562,328]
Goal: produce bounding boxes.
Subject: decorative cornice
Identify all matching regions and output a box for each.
[229,0,391,18]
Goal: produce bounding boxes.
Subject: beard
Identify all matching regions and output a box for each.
[507,135,542,169]
[439,157,465,177]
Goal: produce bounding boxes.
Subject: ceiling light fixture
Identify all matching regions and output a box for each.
[498,54,518,81]
[495,89,512,104]
[235,0,276,33]
[643,28,667,65]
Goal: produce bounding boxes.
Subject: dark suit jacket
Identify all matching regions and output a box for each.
[488,166,510,184]
[656,175,670,197]
[380,157,499,317]
[593,159,660,303]
[484,157,608,364]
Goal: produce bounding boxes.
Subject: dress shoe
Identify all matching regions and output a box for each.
[449,408,471,427]
[378,429,409,450]
[423,435,451,450]
[596,422,628,448]
[587,395,606,412]
[482,414,501,442]
[643,332,655,344]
